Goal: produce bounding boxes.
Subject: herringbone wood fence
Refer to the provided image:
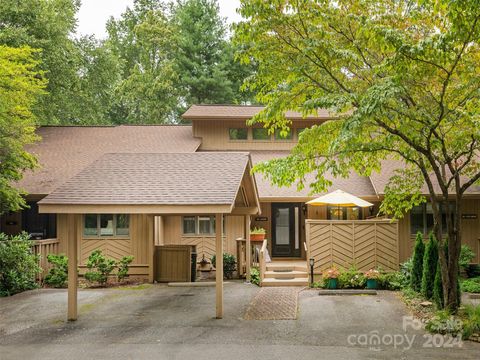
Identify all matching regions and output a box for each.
[306,220,399,274]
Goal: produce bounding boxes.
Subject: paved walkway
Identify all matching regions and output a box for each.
[244,287,302,320]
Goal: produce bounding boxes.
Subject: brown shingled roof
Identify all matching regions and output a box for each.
[182,104,332,120]
[18,126,201,195]
[40,153,251,205]
[249,151,378,199]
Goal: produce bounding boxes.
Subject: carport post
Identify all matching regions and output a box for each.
[215,213,223,319]
[67,214,78,321]
[245,215,251,282]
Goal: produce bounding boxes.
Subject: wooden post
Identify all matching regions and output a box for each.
[67,214,78,321]
[215,213,223,319]
[147,215,155,283]
[245,215,251,282]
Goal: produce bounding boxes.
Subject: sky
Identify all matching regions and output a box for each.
[76,0,242,38]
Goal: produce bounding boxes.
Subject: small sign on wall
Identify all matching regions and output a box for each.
[462,214,478,220]
[255,216,268,222]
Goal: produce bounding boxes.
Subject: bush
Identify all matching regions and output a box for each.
[117,256,134,282]
[462,305,480,339]
[411,232,425,292]
[211,253,236,279]
[461,277,480,293]
[378,271,405,290]
[85,250,116,286]
[425,310,463,335]
[465,264,480,278]
[433,261,444,309]
[0,232,40,296]
[338,266,365,289]
[421,233,438,299]
[44,254,68,288]
[250,267,260,286]
[460,245,475,272]
[400,257,413,286]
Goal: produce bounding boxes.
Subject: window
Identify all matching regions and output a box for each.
[83,214,130,237]
[229,128,248,140]
[252,128,270,140]
[274,129,292,140]
[410,203,455,235]
[297,128,306,139]
[327,206,362,220]
[182,215,221,235]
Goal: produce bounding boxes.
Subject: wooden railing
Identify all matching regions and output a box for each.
[258,239,268,285]
[32,238,60,282]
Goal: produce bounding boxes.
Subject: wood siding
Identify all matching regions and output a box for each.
[155,245,192,282]
[306,220,399,273]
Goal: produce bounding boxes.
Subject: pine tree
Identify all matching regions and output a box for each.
[421,233,438,299]
[433,261,443,309]
[410,232,425,292]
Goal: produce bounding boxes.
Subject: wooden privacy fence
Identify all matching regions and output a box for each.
[32,238,60,281]
[306,220,399,274]
[155,245,194,282]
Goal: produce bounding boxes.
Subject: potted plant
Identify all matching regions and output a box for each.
[364,269,381,289]
[323,266,340,289]
[250,227,266,241]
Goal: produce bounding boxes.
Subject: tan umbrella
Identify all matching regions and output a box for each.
[307,189,373,207]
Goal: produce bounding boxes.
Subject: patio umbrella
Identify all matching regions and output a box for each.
[307,189,373,208]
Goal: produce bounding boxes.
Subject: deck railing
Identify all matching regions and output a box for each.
[258,239,268,285]
[32,238,60,281]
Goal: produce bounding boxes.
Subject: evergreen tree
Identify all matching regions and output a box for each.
[433,261,443,309]
[421,233,438,299]
[410,232,425,292]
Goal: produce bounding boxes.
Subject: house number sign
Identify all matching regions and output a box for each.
[255,216,268,221]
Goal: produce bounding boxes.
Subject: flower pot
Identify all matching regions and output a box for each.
[327,278,338,289]
[366,279,378,289]
[250,233,265,242]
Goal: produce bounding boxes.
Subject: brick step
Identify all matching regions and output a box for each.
[261,277,309,287]
[264,270,308,279]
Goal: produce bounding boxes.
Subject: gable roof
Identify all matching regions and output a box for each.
[18,125,201,195]
[39,152,258,213]
[182,104,332,120]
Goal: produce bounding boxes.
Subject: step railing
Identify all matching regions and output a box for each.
[258,239,268,285]
[31,238,60,282]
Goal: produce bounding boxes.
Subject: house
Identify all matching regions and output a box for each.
[1,105,479,293]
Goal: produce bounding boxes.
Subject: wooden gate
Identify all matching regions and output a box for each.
[154,245,193,282]
[306,220,399,274]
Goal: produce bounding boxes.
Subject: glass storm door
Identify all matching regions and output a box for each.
[272,203,301,257]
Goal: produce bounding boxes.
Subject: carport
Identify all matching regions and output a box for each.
[38,152,260,321]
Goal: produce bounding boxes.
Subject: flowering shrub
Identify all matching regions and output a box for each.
[338,266,365,289]
[365,269,381,280]
[322,266,340,279]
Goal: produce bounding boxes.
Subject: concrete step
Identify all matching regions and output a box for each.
[266,263,308,272]
[261,277,309,287]
[264,270,308,279]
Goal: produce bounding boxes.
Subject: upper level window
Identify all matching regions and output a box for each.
[229,128,248,140]
[84,214,130,237]
[252,128,270,140]
[410,203,455,235]
[274,129,292,140]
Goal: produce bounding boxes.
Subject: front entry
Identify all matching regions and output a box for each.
[271,203,301,257]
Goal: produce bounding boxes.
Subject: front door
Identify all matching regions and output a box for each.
[271,203,301,257]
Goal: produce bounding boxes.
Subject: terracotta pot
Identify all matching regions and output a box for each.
[250,233,265,241]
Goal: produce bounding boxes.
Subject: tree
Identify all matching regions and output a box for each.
[235,0,480,312]
[421,233,438,299]
[411,233,425,292]
[433,261,444,309]
[106,0,179,123]
[0,46,46,214]
[0,0,81,124]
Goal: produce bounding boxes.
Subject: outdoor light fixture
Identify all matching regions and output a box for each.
[309,258,315,286]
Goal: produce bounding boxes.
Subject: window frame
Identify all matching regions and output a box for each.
[228,128,248,141]
[410,203,455,235]
[83,214,130,238]
[182,215,223,236]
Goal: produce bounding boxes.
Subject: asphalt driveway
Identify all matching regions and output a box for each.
[0,282,479,360]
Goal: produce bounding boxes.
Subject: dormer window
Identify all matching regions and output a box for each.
[229,128,248,140]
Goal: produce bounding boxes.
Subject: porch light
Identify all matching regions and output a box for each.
[309,258,315,286]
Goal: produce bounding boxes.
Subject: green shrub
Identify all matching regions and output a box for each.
[400,257,413,285]
[0,232,40,296]
[117,255,134,282]
[250,267,260,286]
[410,232,425,292]
[85,250,116,286]
[461,277,480,293]
[211,253,236,279]
[378,271,405,290]
[421,233,438,299]
[460,245,475,272]
[44,254,68,288]
[425,310,463,335]
[462,305,480,339]
[433,261,444,309]
[338,266,365,289]
[310,281,323,288]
